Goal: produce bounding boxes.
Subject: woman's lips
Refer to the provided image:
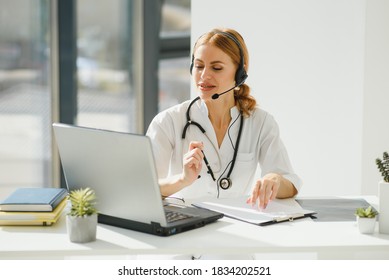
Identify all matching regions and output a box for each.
[198,83,216,92]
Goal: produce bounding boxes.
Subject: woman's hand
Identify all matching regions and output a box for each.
[247,173,298,209]
[159,141,204,197]
[247,173,280,209]
[181,141,204,186]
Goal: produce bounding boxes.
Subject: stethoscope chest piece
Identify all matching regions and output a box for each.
[219,177,232,190]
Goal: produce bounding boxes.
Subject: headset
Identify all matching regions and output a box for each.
[189,30,248,87]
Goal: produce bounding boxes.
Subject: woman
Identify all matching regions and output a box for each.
[146,28,301,209]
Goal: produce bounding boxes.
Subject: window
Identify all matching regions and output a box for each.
[76,0,192,132]
[0,0,52,188]
[0,0,191,189]
[76,0,138,133]
[159,0,191,112]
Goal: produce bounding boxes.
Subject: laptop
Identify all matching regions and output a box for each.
[52,123,223,236]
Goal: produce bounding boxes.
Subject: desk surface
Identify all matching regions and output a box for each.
[1,192,389,260]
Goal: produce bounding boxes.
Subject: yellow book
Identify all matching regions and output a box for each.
[0,198,67,226]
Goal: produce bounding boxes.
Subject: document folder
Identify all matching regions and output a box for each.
[193,196,316,226]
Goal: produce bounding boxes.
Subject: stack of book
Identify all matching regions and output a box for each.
[0,187,68,226]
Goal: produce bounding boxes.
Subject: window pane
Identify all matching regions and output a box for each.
[159,57,191,112]
[76,0,136,133]
[159,0,191,111]
[161,0,191,36]
[0,0,51,188]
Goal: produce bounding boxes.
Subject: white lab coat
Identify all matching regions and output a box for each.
[146,98,302,200]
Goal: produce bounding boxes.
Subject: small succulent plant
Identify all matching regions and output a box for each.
[68,187,98,217]
[355,206,378,218]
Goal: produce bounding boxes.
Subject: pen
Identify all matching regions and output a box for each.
[202,150,216,181]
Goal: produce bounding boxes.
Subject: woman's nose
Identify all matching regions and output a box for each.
[200,67,211,79]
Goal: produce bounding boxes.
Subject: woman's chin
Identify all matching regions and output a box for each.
[198,92,215,100]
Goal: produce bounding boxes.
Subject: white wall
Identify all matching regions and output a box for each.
[362,0,389,194]
[192,0,389,196]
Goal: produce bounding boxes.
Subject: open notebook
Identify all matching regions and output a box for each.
[193,196,316,226]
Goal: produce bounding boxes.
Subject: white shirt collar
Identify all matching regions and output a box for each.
[197,98,240,120]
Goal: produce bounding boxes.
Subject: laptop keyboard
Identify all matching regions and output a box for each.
[165,210,194,223]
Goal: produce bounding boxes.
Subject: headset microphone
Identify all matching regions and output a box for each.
[211,77,247,100]
[211,85,237,100]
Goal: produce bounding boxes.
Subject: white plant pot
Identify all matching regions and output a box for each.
[66,213,98,243]
[379,181,389,234]
[357,216,376,234]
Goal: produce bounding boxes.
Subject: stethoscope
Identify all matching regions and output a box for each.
[181,96,244,190]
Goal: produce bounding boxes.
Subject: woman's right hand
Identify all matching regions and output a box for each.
[181,141,204,186]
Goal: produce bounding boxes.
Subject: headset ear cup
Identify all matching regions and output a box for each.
[235,67,248,86]
[189,55,194,75]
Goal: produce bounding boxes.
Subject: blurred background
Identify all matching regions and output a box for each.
[0,0,191,188]
[2,0,389,197]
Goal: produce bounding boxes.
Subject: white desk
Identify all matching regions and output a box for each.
[1,193,388,260]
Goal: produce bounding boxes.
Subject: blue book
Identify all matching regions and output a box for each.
[0,187,68,212]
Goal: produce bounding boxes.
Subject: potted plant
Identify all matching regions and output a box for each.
[376,152,389,182]
[66,187,98,243]
[355,206,378,234]
[376,151,389,234]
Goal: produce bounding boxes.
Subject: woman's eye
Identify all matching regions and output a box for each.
[194,65,222,71]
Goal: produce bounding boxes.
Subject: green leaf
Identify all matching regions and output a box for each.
[355,206,378,218]
[68,187,98,217]
[376,152,389,183]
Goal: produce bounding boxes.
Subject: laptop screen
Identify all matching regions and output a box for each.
[53,123,168,226]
